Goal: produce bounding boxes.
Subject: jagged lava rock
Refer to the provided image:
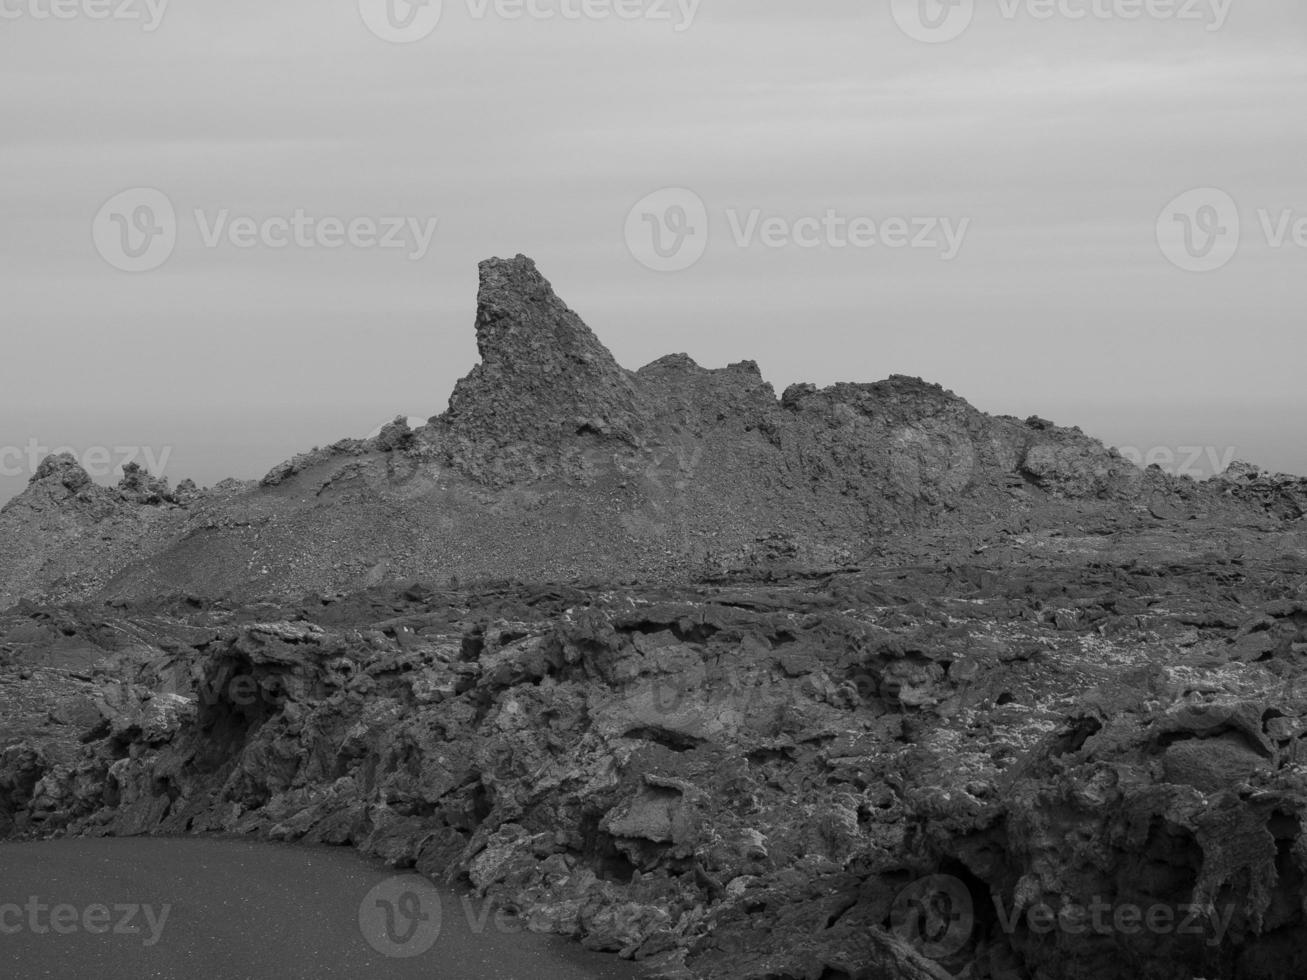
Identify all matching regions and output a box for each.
[0,455,190,609]
[439,255,649,482]
[0,257,1299,606]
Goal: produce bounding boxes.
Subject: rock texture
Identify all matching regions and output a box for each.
[0,454,195,608]
[3,526,1307,979]
[440,256,649,481]
[1,256,1283,610]
[1214,461,1307,521]
[2,256,1306,979]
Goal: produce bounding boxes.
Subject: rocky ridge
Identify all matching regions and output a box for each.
[5,256,1296,610]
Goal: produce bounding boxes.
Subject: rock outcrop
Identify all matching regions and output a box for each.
[1215,461,1307,521]
[439,256,650,483]
[4,530,1307,979]
[0,456,185,610]
[0,256,1297,609]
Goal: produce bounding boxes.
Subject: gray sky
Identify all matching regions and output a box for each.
[3,0,1305,502]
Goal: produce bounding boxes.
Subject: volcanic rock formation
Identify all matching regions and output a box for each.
[2,257,1307,979]
[4,547,1307,979]
[5,255,1282,611]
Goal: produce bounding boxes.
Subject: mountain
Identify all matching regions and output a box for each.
[1,255,1301,610]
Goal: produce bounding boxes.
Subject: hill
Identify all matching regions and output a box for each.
[1,256,1300,610]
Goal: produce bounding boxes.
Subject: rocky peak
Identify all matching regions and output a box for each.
[31,453,92,493]
[8,455,188,516]
[1215,460,1307,521]
[1218,459,1264,483]
[2,453,119,520]
[443,255,647,448]
[117,462,176,506]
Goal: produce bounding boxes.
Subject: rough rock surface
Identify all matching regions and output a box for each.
[439,256,650,482]
[1214,461,1307,522]
[3,516,1307,978]
[0,256,1282,609]
[0,455,193,609]
[2,257,1306,979]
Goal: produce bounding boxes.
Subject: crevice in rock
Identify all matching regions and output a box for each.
[622,726,706,752]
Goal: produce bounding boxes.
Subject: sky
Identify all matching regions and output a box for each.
[2,0,1305,503]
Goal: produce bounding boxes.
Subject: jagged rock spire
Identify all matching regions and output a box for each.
[444,255,646,447]
[32,453,92,492]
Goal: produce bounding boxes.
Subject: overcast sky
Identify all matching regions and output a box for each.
[2,0,1305,502]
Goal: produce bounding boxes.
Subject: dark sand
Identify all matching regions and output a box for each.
[0,837,651,979]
